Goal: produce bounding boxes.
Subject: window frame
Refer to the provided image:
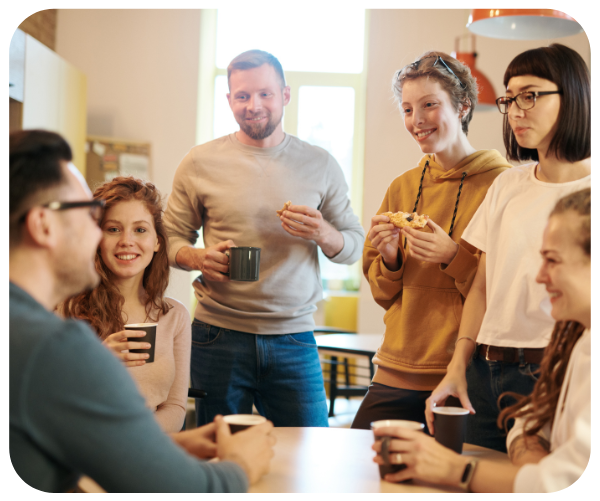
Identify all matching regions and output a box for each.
[196,9,369,291]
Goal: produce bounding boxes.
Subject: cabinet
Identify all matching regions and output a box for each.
[9,29,87,176]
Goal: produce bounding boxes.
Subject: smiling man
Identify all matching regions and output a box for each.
[164,50,364,428]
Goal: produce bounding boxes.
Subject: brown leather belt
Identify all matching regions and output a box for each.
[477,344,545,365]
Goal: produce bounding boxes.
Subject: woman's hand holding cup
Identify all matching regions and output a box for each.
[103,330,150,367]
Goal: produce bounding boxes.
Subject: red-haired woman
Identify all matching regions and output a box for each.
[62,177,191,433]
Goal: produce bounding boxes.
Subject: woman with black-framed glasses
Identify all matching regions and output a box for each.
[427,43,591,454]
[351,51,512,430]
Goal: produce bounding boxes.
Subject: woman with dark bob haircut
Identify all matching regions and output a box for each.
[62,177,192,433]
[426,43,590,452]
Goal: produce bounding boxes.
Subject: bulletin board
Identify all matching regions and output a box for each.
[85,135,152,190]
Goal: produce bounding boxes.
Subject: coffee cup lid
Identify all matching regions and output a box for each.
[370,419,424,430]
[223,414,267,425]
[125,323,158,327]
[432,406,470,415]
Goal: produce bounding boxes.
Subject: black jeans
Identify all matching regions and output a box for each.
[350,382,432,432]
[465,351,540,453]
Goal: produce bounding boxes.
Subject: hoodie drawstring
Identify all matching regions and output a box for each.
[403,163,467,249]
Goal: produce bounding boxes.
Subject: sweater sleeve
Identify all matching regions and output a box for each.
[164,150,205,269]
[318,154,365,265]
[21,323,247,493]
[154,303,192,433]
[439,239,480,298]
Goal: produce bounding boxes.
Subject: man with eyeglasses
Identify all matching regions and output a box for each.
[9,129,275,492]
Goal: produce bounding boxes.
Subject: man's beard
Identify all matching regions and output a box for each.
[239,112,282,140]
[55,251,100,302]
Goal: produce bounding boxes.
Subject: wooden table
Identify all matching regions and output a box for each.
[249,427,510,493]
[315,333,382,416]
[78,427,510,493]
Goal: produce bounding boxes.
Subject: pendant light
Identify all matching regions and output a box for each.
[452,35,496,111]
[467,9,583,40]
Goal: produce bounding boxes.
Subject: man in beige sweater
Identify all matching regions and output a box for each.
[164,50,364,427]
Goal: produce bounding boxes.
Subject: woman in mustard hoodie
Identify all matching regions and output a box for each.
[352,51,512,429]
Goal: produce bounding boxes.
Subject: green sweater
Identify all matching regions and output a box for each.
[9,283,247,493]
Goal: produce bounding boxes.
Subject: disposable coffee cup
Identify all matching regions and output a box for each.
[223,414,267,433]
[226,247,261,281]
[371,420,425,479]
[124,323,157,363]
[433,407,470,454]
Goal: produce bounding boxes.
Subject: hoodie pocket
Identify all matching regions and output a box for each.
[380,286,463,371]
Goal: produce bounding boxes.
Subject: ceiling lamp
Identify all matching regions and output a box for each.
[452,35,496,111]
[467,9,583,40]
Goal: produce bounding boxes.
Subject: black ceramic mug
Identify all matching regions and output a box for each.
[226,247,261,281]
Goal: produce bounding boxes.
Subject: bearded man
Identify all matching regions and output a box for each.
[164,49,364,427]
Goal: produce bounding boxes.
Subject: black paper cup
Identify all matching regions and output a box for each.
[227,247,261,281]
[371,420,425,479]
[223,414,266,433]
[433,407,470,453]
[124,323,157,363]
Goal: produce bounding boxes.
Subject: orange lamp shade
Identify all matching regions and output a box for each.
[452,51,496,110]
[467,9,583,40]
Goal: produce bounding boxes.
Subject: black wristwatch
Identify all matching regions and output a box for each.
[458,458,479,491]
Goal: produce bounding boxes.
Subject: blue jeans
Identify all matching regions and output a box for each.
[190,320,329,427]
[465,350,540,452]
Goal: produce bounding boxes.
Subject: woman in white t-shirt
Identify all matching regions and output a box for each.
[424,43,591,452]
[372,188,590,492]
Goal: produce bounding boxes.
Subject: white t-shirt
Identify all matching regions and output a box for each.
[462,163,590,348]
[506,329,590,492]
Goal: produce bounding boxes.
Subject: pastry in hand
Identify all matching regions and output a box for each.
[381,211,429,229]
[276,200,291,217]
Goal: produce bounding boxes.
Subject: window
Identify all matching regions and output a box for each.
[198,9,368,291]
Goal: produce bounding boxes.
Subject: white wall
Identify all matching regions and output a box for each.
[55,9,203,308]
[357,9,590,333]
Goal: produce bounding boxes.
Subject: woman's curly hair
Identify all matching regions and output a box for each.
[62,176,171,339]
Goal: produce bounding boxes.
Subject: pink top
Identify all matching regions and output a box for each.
[128,297,191,433]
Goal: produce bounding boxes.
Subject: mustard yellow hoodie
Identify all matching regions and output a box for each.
[364,150,511,391]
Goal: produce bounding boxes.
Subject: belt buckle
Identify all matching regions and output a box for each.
[485,345,492,361]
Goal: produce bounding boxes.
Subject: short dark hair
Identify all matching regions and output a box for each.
[10,129,72,244]
[502,43,590,163]
[227,49,286,89]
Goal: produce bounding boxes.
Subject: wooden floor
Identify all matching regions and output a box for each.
[327,397,363,428]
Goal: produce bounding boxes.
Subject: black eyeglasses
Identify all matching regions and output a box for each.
[398,55,466,90]
[42,200,106,224]
[496,90,563,114]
